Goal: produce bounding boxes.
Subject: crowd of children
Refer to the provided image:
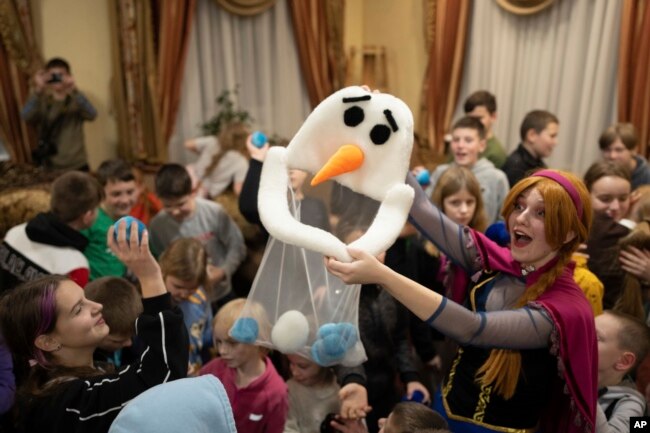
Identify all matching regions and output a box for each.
[1,85,650,433]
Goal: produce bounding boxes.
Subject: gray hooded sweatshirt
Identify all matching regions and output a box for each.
[596,380,646,433]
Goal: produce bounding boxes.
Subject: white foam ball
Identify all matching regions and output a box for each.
[271,310,310,353]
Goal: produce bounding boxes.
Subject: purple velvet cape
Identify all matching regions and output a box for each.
[470,230,597,433]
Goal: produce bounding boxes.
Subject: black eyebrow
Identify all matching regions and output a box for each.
[384,110,398,132]
[342,95,371,103]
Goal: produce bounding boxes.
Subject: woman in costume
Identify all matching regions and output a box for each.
[327,169,597,433]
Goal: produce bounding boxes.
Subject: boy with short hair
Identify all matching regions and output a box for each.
[378,402,448,433]
[200,298,287,433]
[81,159,138,280]
[331,402,449,433]
[599,122,650,190]
[0,171,101,290]
[427,116,509,225]
[85,276,144,368]
[150,164,246,305]
[463,90,506,168]
[595,310,650,432]
[502,110,559,186]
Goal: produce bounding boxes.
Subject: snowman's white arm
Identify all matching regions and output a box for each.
[258,147,352,262]
[347,184,414,257]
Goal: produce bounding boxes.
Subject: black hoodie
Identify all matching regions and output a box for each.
[0,212,89,291]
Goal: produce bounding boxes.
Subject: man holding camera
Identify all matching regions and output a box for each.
[21,57,97,170]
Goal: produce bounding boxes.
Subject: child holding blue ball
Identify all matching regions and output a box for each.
[200,298,287,433]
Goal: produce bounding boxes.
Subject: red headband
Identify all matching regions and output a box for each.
[532,169,583,219]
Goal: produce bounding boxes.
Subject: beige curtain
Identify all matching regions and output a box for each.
[171,0,310,164]
[0,0,41,163]
[419,0,470,154]
[456,0,620,175]
[110,0,195,163]
[619,0,650,157]
[287,0,345,108]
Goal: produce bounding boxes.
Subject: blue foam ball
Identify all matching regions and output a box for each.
[251,131,267,148]
[322,334,346,358]
[113,216,146,245]
[230,317,259,343]
[401,390,426,403]
[311,340,339,366]
[416,169,430,186]
[317,323,339,338]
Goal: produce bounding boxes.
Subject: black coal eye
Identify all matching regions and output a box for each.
[370,124,391,145]
[344,106,364,127]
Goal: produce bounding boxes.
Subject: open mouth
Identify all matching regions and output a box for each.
[512,230,532,248]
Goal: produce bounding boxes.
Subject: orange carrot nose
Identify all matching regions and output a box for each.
[311,144,365,186]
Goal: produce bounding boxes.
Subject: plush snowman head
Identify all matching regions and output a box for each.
[258,86,415,262]
[285,86,414,201]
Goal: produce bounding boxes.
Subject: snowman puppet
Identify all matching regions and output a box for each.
[231,86,415,367]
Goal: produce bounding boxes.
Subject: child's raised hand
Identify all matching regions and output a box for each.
[338,383,372,419]
[325,248,388,285]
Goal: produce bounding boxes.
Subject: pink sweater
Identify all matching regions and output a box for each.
[200,357,288,433]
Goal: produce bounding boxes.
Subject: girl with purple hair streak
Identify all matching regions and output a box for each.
[327,170,603,433]
[0,221,188,433]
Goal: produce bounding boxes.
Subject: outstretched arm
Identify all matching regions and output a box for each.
[326,248,552,350]
[259,146,350,261]
[406,173,480,273]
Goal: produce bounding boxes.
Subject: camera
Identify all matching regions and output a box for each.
[320,413,339,433]
[47,72,63,84]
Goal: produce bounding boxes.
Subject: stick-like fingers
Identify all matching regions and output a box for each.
[139,229,149,252]
[116,219,128,249]
[106,225,116,251]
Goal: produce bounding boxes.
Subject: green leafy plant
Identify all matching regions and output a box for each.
[201,88,253,136]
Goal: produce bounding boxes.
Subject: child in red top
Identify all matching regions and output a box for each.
[200,299,288,433]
